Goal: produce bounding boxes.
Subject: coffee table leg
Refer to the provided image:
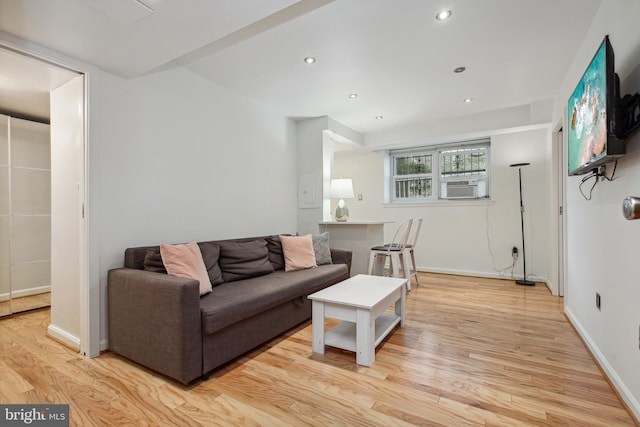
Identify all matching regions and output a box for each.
[396,280,407,327]
[356,308,374,366]
[312,301,325,354]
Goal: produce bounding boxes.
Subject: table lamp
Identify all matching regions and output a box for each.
[330,178,354,222]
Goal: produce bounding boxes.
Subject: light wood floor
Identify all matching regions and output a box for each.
[0,273,636,426]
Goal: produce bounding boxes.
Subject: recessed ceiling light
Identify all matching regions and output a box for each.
[304,56,316,64]
[375,115,384,120]
[348,93,358,99]
[453,67,466,73]
[435,10,452,21]
[464,98,474,103]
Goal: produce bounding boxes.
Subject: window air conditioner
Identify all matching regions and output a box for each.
[442,179,478,199]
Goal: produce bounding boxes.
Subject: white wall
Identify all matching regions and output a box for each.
[91,67,299,345]
[333,126,553,286]
[296,116,329,235]
[364,104,551,151]
[554,0,640,418]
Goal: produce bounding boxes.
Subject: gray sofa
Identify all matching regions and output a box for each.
[107,235,351,385]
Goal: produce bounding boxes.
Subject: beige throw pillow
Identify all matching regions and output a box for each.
[280,234,317,272]
[160,242,213,296]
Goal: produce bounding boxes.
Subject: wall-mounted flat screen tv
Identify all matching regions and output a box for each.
[568,35,625,176]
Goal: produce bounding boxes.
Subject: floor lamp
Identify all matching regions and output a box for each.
[510,162,535,286]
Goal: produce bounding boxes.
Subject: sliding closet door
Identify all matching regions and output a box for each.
[0,115,9,317]
[0,115,51,316]
[10,117,51,313]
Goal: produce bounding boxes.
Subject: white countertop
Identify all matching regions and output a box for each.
[318,220,393,225]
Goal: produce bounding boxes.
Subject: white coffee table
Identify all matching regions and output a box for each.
[308,274,407,366]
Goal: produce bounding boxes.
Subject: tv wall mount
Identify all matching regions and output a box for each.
[614,74,640,139]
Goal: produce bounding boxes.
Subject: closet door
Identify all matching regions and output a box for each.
[10,117,51,313]
[0,115,9,317]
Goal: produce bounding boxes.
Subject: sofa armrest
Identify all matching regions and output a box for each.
[107,268,203,384]
[330,248,352,275]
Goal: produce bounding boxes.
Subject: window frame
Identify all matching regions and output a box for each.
[388,140,490,203]
[390,151,435,202]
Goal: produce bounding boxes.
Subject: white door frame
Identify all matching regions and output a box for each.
[0,40,96,356]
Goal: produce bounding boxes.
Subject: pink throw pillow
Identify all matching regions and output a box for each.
[280,234,317,272]
[160,242,213,296]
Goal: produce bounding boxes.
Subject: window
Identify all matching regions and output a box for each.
[440,146,487,178]
[393,153,433,200]
[389,140,490,202]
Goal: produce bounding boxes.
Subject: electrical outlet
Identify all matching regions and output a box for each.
[596,293,601,311]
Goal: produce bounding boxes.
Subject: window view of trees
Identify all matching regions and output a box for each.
[440,148,486,177]
[394,154,433,199]
[395,154,432,175]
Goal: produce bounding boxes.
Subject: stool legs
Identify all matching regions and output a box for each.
[368,250,412,291]
[403,248,419,288]
[368,252,376,275]
[390,252,412,291]
[368,252,387,276]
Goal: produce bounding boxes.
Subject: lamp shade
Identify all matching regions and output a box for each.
[330,178,354,199]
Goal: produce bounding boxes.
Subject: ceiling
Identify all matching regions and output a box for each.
[0,0,603,133]
[0,48,79,121]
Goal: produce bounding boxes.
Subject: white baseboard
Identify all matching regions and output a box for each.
[565,307,640,421]
[418,267,552,292]
[0,285,51,302]
[12,285,51,298]
[47,323,80,352]
[419,266,511,279]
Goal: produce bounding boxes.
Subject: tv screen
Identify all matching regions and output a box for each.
[568,35,625,176]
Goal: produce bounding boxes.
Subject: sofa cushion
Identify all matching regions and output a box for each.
[142,244,224,286]
[265,235,285,271]
[280,234,317,272]
[198,242,224,287]
[160,242,213,296]
[312,232,332,265]
[200,264,349,335]
[125,235,294,270]
[218,240,274,282]
[143,250,166,273]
